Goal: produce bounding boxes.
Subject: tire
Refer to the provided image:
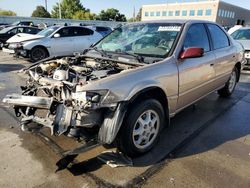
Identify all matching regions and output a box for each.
[30,47,48,62]
[117,99,165,157]
[218,67,238,97]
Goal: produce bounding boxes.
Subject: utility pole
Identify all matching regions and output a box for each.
[45,0,47,11]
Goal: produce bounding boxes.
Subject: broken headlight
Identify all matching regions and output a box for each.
[72,90,119,108]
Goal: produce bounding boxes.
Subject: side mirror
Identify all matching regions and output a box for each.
[53,33,60,38]
[179,47,204,59]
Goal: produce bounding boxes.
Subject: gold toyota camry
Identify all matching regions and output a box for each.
[3,20,246,158]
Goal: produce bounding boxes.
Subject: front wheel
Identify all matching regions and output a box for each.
[30,47,48,62]
[117,99,165,157]
[218,68,238,97]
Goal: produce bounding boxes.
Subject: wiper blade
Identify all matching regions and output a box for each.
[112,50,144,63]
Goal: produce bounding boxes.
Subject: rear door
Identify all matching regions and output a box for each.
[176,23,216,111]
[206,24,236,87]
[50,27,75,56]
[72,27,96,53]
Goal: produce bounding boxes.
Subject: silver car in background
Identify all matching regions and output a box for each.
[231,27,250,69]
[4,26,103,62]
[3,20,245,159]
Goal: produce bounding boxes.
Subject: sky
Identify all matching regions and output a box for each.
[0,0,250,18]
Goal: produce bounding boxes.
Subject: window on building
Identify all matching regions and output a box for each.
[227,11,230,18]
[197,9,203,16]
[205,9,212,16]
[183,24,210,52]
[221,9,225,17]
[232,12,235,18]
[162,11,167,16]
[189,10,195,16]
[168,11,173,16]
[230,11,233,18]
[225,10,228,18]
[207,24,230,49]
[150,12,155,17]
[145,12,149,17]
[218,9,222,17]
[175,10,180,16]
[156,11,161,16]
[182,10,187,16]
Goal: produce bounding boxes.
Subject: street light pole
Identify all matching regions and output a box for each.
[45,0,47,11]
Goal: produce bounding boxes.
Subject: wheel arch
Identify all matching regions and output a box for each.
[126,86,170,126]
[31,45,50,57]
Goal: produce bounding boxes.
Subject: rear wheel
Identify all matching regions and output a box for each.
[117,99,165,157]
[218,67,238,97]
[30,47,48,62]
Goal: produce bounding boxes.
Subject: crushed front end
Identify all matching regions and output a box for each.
[2,55,137,152]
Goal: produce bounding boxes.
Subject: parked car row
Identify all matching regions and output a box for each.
[3,20,246,159]
[1,23,113,62]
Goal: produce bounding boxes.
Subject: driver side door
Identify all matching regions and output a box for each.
[176,23,216,111]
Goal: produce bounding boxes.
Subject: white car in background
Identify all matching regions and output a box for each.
[4,26,103,62]
[231,27,250,69]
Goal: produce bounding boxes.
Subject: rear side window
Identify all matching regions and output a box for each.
[183,23,210,52]
[72,27,94,36]
[207,24,230,49]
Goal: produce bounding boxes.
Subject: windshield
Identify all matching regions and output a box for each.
[0,27,14,34]
[231,29,250,40]
[95,23,182,58]
[37,26,59,37]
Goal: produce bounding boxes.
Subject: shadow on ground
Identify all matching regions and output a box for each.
[66,83,250,176]
[0,64,25,73]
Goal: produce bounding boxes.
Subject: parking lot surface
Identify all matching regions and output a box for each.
[0,51,250,188]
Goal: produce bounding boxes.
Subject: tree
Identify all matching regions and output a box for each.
[31,6,51,18]
[96,8,127,22]
[73,11,95,20]
[0,9,16,16]
[51,0,90,19]
[136,8,142,21]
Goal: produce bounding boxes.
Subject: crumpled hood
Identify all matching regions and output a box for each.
[7,33,44,43]
[236,40,250,50]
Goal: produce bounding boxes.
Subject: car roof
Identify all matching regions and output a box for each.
[137,19,218,25]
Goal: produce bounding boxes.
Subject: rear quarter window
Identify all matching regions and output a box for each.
[207,24,230,50]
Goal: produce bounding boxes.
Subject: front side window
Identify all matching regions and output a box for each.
[183,24,210,52]
[231,29,250,40]
[8,28,17,35]
[207,24,229,49]
[95,23,182,59]
[57,27,73,37]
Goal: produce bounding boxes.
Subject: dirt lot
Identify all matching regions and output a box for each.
[0,51,250,188]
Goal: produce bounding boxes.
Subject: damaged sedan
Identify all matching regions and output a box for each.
[3,20,246,158]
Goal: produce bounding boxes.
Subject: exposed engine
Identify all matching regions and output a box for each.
[3,55,135,142]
